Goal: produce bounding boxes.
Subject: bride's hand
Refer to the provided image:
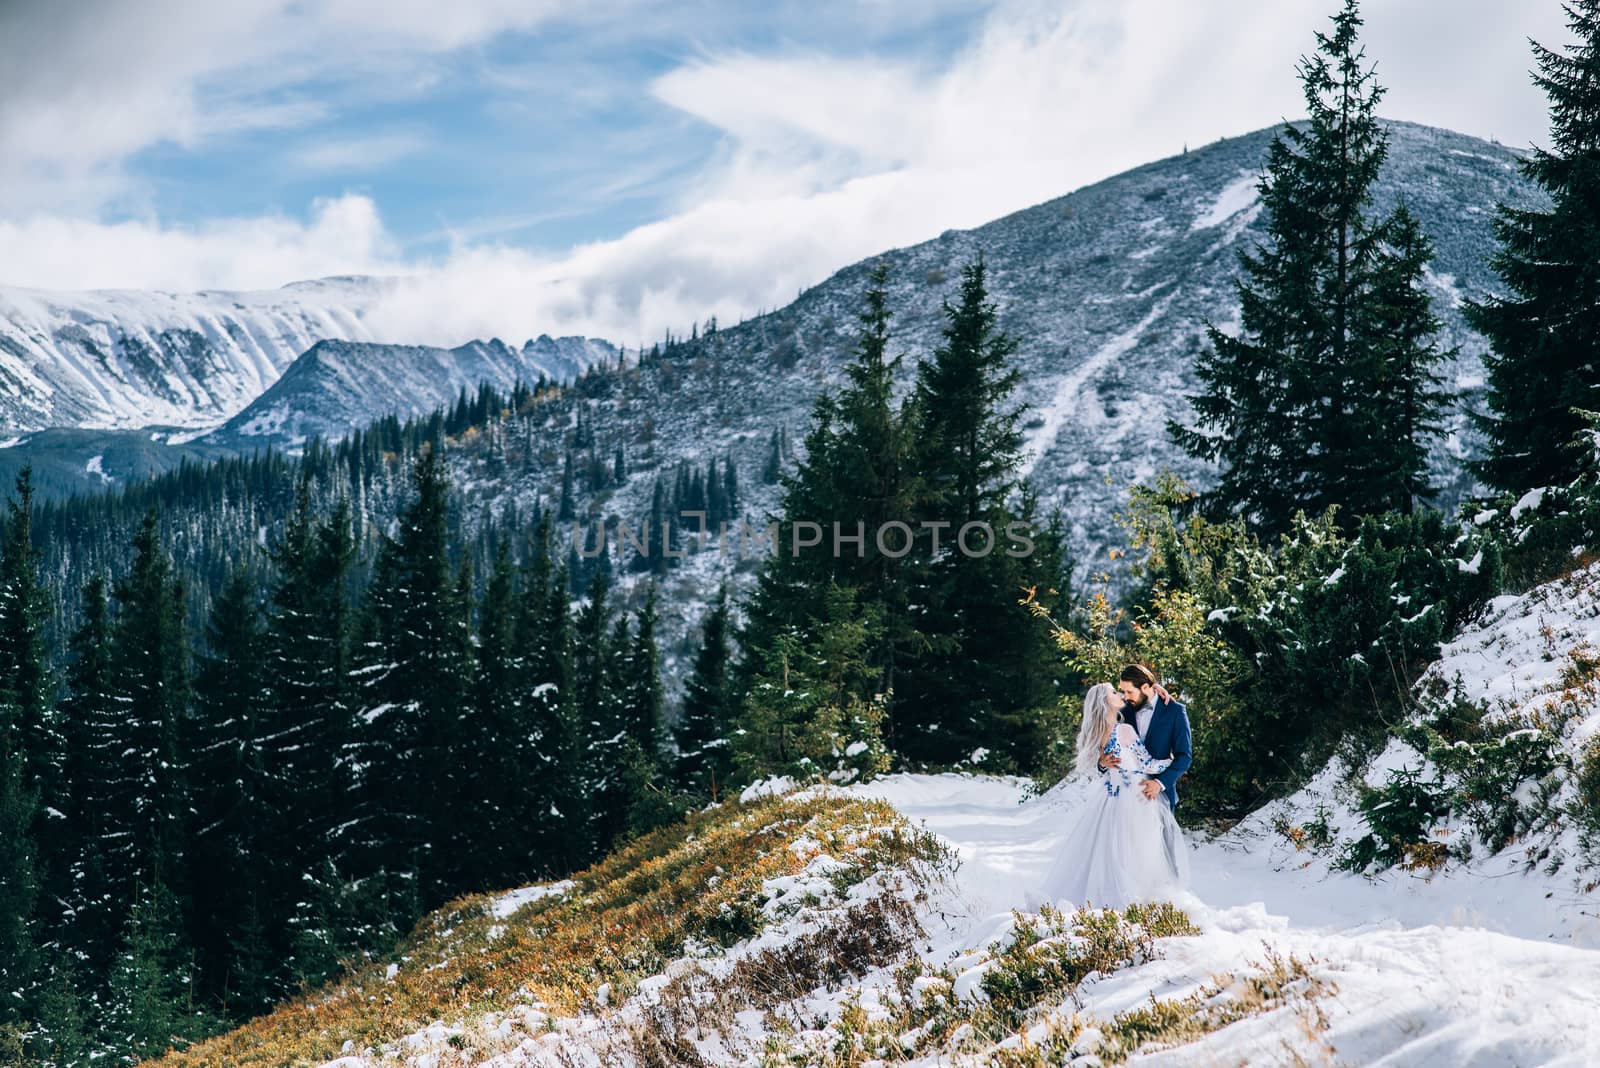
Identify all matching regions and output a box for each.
[1153,682,1173,703]
[1139,779,1163,801]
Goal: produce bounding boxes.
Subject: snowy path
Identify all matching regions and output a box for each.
[848,772,1600,1066]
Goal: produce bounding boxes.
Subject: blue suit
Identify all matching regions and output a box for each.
[1104,696,1192,811]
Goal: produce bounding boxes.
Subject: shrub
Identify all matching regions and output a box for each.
[1092,473,1501,819]
[1337,765,1453,874]
[1575,736,1600,853]
[1405,715,1564,856]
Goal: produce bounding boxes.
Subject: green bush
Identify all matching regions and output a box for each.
[1337,765,1453,874]
[1470,408,1600,589]
[1090,474,1502,819]
[1404,716,1564,856]
[1573,736,1600,853]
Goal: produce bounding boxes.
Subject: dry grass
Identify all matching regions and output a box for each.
[145,789,952,1068]
[990,947,1335,1067]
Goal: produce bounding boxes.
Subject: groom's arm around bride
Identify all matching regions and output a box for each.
[1104,665,1193,812]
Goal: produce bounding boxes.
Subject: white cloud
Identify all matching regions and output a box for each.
[287,131,430,173]
[0,0,573,212]
[0,196,399,292]
[368,0,1572,348]
[0,0,1576,352]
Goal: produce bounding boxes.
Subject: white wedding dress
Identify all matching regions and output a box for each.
[1033,722,1191,912]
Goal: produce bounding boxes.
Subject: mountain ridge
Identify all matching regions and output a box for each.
[0,120,1544,580]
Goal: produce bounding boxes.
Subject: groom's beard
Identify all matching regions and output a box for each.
[1124,694,1149,717]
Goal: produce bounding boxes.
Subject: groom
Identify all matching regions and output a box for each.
[1098,664,1193,812]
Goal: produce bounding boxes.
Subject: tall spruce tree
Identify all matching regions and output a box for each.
[106,512,191,905]
[0,469,63,990]
[0,469,57,806]
[897,256,1058,766]
[259,484,358,995]
[185,566,274,1009]
[674,583,734,799]
[58,574,119,975]
[1350,204,1455,514]
[349,445,472,901]
[462,540,534,888]
[572,567,632,852]
[102,875,213,1064]
[621,584,664,762]
[1464,0,1600,494]
[520,533,586,873]
[1169,0,1442,534]
[736,260,918,720]
[0,751,39,1052]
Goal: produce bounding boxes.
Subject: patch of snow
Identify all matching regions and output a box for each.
[489,879,574,920]
[1191,170,1260,230]
[739,775,798,802]
[1511,487,1547,518]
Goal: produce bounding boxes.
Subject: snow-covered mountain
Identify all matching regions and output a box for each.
[419,118,1544,618]
[0,121,1543,590]
[0,276,390,433]
[203,335,617,450]
[688,119,1539,568]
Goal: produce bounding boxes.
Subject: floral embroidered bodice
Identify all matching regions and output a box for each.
[1102,722,1172,798]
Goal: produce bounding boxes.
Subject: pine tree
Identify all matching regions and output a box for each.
[462,540,532,887]
[349,446,472,900]
[57,574,119,975]
[1463,0,1600,494]
[910,255,1023,530]
[763,430,782,484]
[621,584,664,762]
[618,585,677,835]
[185,566,275,1008]
[732,584,889,785]
[520,534,586,872]
[106,512,191,907]
[558,450,576,521]
[674,584,735,799]
[102,876,213,1064]
[897,256,1051,764]
[1350,204,1455,514]
[1169,0,1434,533]
[260,482,356,984]
[0,468,58,804]
[737,260,918,718]
[0,470,63,979]
[0,753,39,1048]
[572,567,628,851]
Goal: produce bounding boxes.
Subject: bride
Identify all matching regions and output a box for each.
[1032,682,1191,911]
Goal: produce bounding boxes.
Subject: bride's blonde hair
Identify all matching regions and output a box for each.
[1073,682,1118,777]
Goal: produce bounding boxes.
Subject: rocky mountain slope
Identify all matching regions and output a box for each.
[0,276,388,433]
[203,334,618,450]
[10,121,1537,559]
[2,120,1546,690]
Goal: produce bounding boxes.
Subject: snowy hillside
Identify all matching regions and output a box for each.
[0,124,1540,571]
[147,559,1600,1068]
[400,119,1538,585]
[0,277,387,433]
[203,335,618,450]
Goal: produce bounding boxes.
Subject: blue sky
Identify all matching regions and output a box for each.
[0,0,1572,346]
[121,4,988,259]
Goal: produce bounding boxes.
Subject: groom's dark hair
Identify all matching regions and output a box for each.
[1119,664,1157,689]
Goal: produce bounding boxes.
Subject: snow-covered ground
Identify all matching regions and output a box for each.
[848,771,1600,1066]
[320,562,1600,1066]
